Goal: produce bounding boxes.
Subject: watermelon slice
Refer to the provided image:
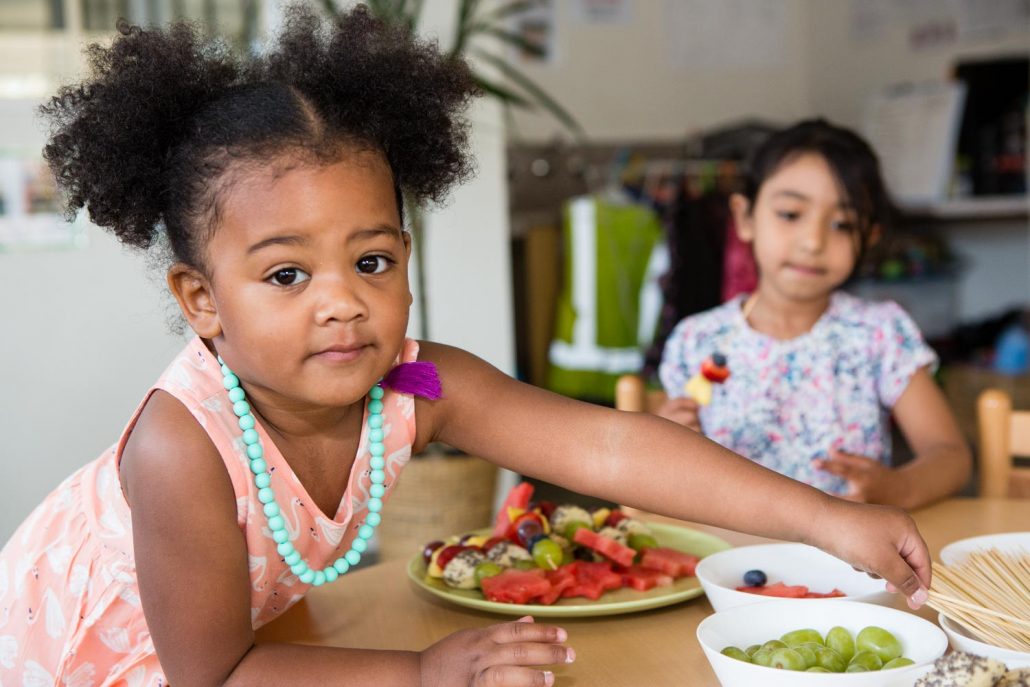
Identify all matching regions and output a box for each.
[560,561,623,600]
[480,569,550,604]
[735,581,809,598]
[639,547,700,578]
[572,528,635,567]
[491,482,534,538]
[537,567,576,605]
[734,581,846,598]
[619,564,674,592]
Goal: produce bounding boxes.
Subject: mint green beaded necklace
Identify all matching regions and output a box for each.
[219,356,386,587]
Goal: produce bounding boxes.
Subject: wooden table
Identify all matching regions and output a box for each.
[256,498,1029,686]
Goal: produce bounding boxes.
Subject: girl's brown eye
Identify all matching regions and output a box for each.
[270,267,310,286]
[357,256,391,274]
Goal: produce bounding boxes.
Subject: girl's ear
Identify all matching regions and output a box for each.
[402,231,414,307]
[167,264,222,338]
[730,193,755,243]
[868,223,883,249]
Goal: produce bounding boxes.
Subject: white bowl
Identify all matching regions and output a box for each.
[697,599,947,687]
[939,531,1029,565]
[939,612,1030,669]
[695,543,892,612]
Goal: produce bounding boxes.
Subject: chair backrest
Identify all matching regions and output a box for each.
[615,374,668,414]
[976,388,1030,498]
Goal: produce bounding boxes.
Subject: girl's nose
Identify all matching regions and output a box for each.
[798,221,828,254]
[313,275,368,325]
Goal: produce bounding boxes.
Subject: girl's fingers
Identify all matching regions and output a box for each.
[475,666,555,687]
[495,619,568,644]
[500,642,575,667]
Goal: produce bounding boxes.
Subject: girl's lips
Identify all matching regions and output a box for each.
[786,263,826,276]
[313,345,368,363]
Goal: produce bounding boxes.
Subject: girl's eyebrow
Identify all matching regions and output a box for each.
[771,190,810,202]
[247,234,306,254]
[772,189,854,210]
[247,225,400,254]
[349,224,402,243]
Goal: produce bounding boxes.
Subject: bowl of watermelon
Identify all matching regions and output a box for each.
[695,543,892,613]
[407,481,732,617]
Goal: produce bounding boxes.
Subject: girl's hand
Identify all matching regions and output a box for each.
[656,398,701,432]
[419,616,573,687]
[814,448,895,504]
[811,498,931,610]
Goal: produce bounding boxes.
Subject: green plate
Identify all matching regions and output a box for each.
[407,522,732,617]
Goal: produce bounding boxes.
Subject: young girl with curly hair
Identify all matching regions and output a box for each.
[2,8,931,686]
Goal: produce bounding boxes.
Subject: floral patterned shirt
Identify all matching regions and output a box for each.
[659,291,938,494]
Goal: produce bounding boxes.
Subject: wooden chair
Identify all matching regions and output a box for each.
[614,374,667,413]
[976,388,1030,498]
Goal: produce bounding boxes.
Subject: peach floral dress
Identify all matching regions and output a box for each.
[0,336,419,685]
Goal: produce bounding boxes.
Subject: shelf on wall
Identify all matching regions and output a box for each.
[899,195,1028,221]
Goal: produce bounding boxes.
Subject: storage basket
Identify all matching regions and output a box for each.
[377,451,498,562]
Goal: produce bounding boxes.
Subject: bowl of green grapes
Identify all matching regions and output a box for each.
[697,599,946,686]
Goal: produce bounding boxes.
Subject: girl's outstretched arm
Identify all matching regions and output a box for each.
[417,343,931,607]
[122,390,569,686]
[814,368,972,509]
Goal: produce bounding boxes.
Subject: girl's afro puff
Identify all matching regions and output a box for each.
[40,4,477,266]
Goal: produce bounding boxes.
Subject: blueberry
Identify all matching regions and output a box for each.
[743,569,767,586]
[711,352,727,367]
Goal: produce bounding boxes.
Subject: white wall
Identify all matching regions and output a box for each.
[0,228,187,539]
[509,0,812,140]
[803,1,1030,133]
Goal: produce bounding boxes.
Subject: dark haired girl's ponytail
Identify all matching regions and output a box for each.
[40,20,240,249]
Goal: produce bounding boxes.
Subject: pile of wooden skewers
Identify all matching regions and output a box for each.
[927,548,1030,652]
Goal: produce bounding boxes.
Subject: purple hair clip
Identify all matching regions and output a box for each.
[379,361,442,400]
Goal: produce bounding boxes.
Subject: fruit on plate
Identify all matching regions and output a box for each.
[443,549,486,589]
[420,482,706,605]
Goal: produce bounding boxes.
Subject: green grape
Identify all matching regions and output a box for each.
[806,667,831,672]
[473,561,503,585]
[856,626,902,663]
[761,639,787,652]
[744,644,762,657]
[751,649,773,667]
[531,538,563,570]
[781,629,824,647]
[792,644,818,669]
[825,626,855,663]
[814,647,847,673]
[563,520,591,539]
[513,559,537,571]
[720,647,751,662]
[769,647,807,671]
[848,651,884,672]
[882,657,914,670]
[627,533,659,551]
[845,664,870,673]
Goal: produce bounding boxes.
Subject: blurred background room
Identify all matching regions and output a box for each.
[1,0,1027,556]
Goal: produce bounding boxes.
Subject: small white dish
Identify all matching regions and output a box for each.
[695,542,891,612]
[938,612,1030,669]
[697,599,947,687]
[939,531,1030,565]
